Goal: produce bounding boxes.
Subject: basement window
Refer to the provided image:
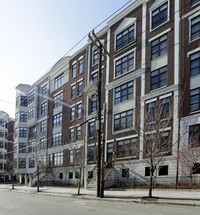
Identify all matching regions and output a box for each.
[158,165,168,176]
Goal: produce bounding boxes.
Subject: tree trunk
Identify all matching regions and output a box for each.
[190,174,193,188]
[37,165,40,192]
[12,176,14,190]
[148,159,153,198]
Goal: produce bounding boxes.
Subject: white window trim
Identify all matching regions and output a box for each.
[106,139,114,143]
[113,47,136,80]
[159,92,172,99]
[145,98,157,104]
[70,104,75,108]
[116,134,138,141]
[76,100,82,105]
[150,0,170,32]
[191,1,200,8]
[187,47,200,57]
[53,90,63,98]
[78,56,83,61]
[114,18,137,52]
[149,28,171,42]
[189,11,200,43]
[71,82,76,87]
[72,60,77,66]
[77,78,83,83]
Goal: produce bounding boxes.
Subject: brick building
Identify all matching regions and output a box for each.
[14,0,200,187]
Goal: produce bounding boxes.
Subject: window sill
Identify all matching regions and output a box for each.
[190,37,200,43]
[114,41,136,57]
[150,85,167,93]
[150,20,169,32]
[189,110,200,115]
[116,156,137,160]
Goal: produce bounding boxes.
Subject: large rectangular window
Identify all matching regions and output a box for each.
[79,59,83,74]
[115,52,134,77]
[72,64,76,78]
[116,25,135,50]
[77,103,82,119]
[70,128,75,142]
[53,92,63,108]
[190,88,200,112]
[19,158,26,169]
[71,85,76,99]
[160,131,169,152]
[117,138,137,158]
[28,107,35,120]
[29,126,36,139]
[114,81,133,104]
[151,66,167,90]
[53,133,62,146]
[88,122,95,137]
[53,113,62,127]
[19,143,26,153]
[151,34,167,59]
[78,81,83,96]
[114,110,133,131]
[147,102,156,122]
[161,98,170,119]
[20,96,27,106]
[42,84,48,95]
[54,73,64,90]
[28,141,35,153]
[0,119,5,127]
[41,102,47,114]
[76,126,81,140]
[20,111,27,122]
[189,124,200,146]
[28,91,35,104]
[19,128,27,138]
[152,3,168,29]
[70,107,75,121]
[91,98,98,113]
[29,157,35,168]
[191,16,200,41]
[40,120,46,132]
[190,51,200,76]
[93,49,98,65]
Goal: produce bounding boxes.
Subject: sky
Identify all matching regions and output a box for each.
[0,0,134,118]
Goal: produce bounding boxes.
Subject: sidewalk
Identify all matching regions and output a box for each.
[1,184,200,207]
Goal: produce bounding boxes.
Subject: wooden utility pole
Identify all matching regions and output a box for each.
[88,30,109,198]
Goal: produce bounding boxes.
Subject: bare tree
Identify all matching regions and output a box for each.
[5,151,15,190]
[178,134,200,188]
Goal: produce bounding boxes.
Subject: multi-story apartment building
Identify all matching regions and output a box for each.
[14,0,200,187]
[0,110,14,183]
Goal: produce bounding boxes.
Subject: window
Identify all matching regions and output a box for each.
[189,124,200,146]
[69,172,73,179]
[41,102,47,114]
[151,35,167,59]
[15,112,19,122]
[88,146,94,162]
[152,3,168,29]
[53,152,63,166]
[76,149,80,164]
[191,16,200,41]
[0,130,4,138]
[89,122,95,137]
[93,49,98,65]
[28,141,35,152]
[76,126,81,140]
[0,119,5,127]
[158,165,168,176]
[190,52,200,76]
[147,102,156,122]
[160,131,169,152]
[28,91,35,104]
[29,157,35,168]
[79,59,83,74]
[0,142,3,148]
[53,92,63,108]
[91,98,98,113]
[71,85,76,99]
[190,88,200,112]
[145,167,150,176]
[192,0,200,5]
[20,111,27,122]
[151,66,167,90]
[42,84,48,95]
[0,152,4,160]
[116,25,135,50]
[18,158,26,169]
[70,150,73,164]
[92,72,98,83]
[77,103,82,118]
[53,112,62,127]
[78,81,83,96]
[192,163,200,174]
[53,133,62,146]
[59,173,63,179]
[28,107,35,120]
[115,52,134,77]
[54,73,64,90]
[114,81,133,104]
[161,98,170,119]
[70,128,75,142]
[40,120,46,132]
[19,143,26,153]
[117,138,137,158]
[20,96,27,106]
[72,64,76,78]
[40,137,46,149]
[122,169,129,178]
[29,126,36,139]
[19,127,27,138]
[70,106,75,121]
[114,110,133,131]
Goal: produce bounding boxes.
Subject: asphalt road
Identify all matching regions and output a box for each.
[0,190,199,215]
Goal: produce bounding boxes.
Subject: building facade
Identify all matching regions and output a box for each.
[14,0,200,187]
[0,110,14,183]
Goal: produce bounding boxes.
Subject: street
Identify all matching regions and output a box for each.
[0,190,199,215]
